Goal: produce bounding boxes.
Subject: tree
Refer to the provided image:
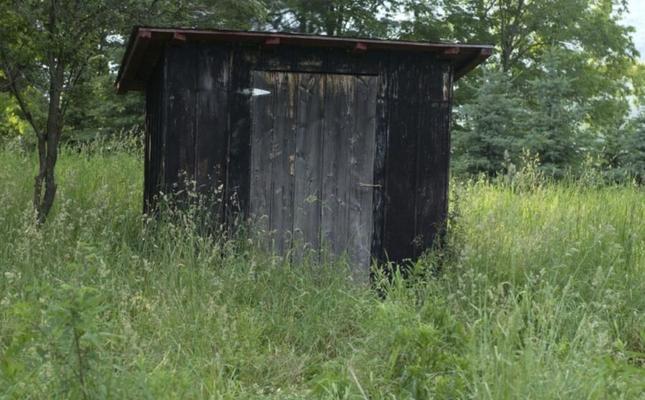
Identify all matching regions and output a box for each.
[432,0,639,177]
[0,0,140,222]
[152,0,268,29]
[265,0,396,36]
[396,0,450,41]
[617,112,645,183]
[521,49,584,177]
[57,1,269,146]
[2,0,641,185]
[453,69,527,176]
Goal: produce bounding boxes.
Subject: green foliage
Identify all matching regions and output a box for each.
[1,0,643,180]
[616,112,645,183]
[0,0,264,145]
[63,68,144,144]
[521,50,585,177]
[0,93,27,138]
[0,0,138,120]
[396,0,449,41]
[453,69,526,176]
[1,144,643,398]
[265,0,396,36]
[440,0,640,178]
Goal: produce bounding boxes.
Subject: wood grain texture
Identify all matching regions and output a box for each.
[370,72,388,266]
[144,62,165,213]
[269,72,297,255]
[164,45,196,194]
[293,73,324,256]
[195,46,229,221]
[250,71,274,239]
[381,56,454,264]
[249,71,378,273]
[320,74,353,258]
[145,43,455,279]
[226,47,252,222]
[415,101,452,253]
[382,60,420,263]
[347,75,377,280]
[412,63,452,256]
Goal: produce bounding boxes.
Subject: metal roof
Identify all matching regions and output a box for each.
[116,26,493,93]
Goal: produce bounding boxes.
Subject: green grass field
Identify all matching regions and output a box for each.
[1,143,643,399]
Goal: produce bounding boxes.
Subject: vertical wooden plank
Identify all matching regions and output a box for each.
[226,48,252,222]
[293,73,324,257]
[413,63,451,256]
[321,74,354,259]
[247,69,381,274]
[414,101,451,252]
[158,53,168,198]
[164,45,196,195]
[381,58,453,263]
[347,75,378,281]
[144,59,166,213]
[269,72,297,255]
[195,46,230,222]
[144,76,154,211]
[156,60,166,204]
[382,59,420,264]
[249,71,275,242]
[142,43,454,270]
[370,72,388,266]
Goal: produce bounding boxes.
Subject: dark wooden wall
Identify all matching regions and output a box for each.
[144,61,164,212]
[144,42,453,267]
[381,55,453,262]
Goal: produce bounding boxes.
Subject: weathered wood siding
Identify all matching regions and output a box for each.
[143,61,165,212]
[144,43,454,273]
[249,71,377,276]
[194,46,229,222]
[382,57,453,262]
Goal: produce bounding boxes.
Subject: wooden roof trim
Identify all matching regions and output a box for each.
[454,47,493,80]
[116,29,152,93]
[116,27,493,93]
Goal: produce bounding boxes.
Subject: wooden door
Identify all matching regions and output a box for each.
[250,71,378,276]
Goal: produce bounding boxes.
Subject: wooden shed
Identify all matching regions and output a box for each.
[116,27,491,278]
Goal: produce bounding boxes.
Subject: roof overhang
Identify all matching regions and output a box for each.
[116,26,493,94]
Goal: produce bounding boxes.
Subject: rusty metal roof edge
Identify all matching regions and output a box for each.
[116,26,493,93]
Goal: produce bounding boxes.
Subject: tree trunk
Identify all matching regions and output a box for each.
[34,62,64,224]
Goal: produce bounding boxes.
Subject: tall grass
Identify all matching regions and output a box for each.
[1,142,643,399]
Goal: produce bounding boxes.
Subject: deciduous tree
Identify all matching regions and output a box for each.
[0,0,138,222]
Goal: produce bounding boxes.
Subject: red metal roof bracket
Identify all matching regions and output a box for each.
[353,42,368,53]
[172,32,187,44]
[139,29,152,40]
[443,47,460,55]
[265,37,281,46]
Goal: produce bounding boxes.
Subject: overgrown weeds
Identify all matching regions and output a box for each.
[1,143,643,398]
